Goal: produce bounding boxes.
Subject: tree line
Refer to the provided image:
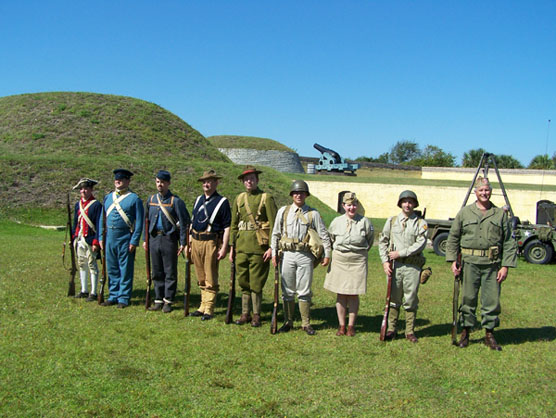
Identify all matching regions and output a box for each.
[355,141,556,169]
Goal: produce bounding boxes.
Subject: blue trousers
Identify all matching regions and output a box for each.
[106,230,135,305]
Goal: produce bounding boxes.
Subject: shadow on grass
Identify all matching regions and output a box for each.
[497,326,555,345]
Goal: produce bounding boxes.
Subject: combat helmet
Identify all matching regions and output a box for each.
[397,190,419,208]
[290,180,310,196]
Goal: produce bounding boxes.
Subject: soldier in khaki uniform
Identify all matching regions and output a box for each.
[229,166,278,327]
[446,177,517,351]
[378,190,427,343]
[271,180,332,335]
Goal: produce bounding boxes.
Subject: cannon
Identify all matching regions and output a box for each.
[313,143,360,174]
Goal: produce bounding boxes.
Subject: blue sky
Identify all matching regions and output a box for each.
[1,1,554,165]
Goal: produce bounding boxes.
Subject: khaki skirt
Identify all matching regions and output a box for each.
[324,249,368,295]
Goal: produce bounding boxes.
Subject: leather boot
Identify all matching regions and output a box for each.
[346,325,355,337]
[458,327,470,348]
[235,313,252,325]
[405,310,418,343]
[336,325,346,336]
[278,300,295,333]
[386,307,399,340]
[299,301,315,335]
[251,313,261,327]
[251,292,262,327]
[485,329,502,351]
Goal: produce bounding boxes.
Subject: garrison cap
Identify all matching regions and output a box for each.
[474,176,491,190]
[238,165,263,180]
[72,178,98,190]
[113,168,133,180]
[156,170,171,182]
[198,169,222,182]
[342,192,357,205]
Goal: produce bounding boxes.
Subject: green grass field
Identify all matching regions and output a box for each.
[0,219,554,417]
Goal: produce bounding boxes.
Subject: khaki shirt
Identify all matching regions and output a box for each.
[229,188,277,254]
[446,202,517,267]
[328,213,374,252]
[378,212,427,264]
[271,204,332,258]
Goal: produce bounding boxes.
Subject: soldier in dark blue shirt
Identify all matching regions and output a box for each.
[188,170,231,320]
[143,170,191,313]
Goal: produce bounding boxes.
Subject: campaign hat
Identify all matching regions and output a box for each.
[237,165,263,180]
[198,169,222,182]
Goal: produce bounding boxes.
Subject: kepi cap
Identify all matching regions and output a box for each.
[156,170,171,181]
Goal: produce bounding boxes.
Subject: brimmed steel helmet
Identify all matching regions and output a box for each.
[290,180,310,196]
[397,190,419,208]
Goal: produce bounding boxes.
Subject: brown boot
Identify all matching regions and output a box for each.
[235,313,252,325]
[251,313,261,327]
[458,327,470,348]
[346,326,355,337]
[406,333,418,343]
[336,325,346,336]
[485,329,502,351]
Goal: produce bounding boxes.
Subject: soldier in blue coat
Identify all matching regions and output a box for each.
[99,169,144,308]
[144,170,191,313]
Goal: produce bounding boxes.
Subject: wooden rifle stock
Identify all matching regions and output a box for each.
[184,229,191,316]
[144,204,152,310]
[65,192,77,297]
[451,252,463,345]
[98,200,107,305]
[270,254,280,334]
[225,244,236,324]
[379,258,393,341]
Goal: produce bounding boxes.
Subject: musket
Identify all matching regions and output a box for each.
[270,254,280,335]
[379,257,393,341]
[64,192,77,297]
[98,199,107,305]
[183,229,191,316]
[225,243,236,324]
[144,202,152,310]
[451,252,463,345]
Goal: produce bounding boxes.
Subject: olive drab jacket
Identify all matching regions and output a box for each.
[446,203,517,267]
[230,188,277,255]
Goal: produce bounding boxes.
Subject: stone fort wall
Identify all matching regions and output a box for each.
[218,148,304,173]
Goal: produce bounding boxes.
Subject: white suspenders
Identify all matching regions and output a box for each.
[106,192,134,232]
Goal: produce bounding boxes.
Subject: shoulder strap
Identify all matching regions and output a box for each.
[191,195,203,222]
[156,194,177,227]
[257,193,267,216]
[282,205,292,238]
[207,197,227,232]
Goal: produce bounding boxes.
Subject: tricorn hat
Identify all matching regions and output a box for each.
[238,165,263,180]
[198,169,222,182]
[72,178,98,190]
[113,168,133,180]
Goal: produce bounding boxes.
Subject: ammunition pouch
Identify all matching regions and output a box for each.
[238,220,270,246]
[488,246,500,261]
[398,254,426,268]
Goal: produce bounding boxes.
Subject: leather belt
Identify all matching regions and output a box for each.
[192,231,219,241]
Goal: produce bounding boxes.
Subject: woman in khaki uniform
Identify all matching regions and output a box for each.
[324,193,374,336]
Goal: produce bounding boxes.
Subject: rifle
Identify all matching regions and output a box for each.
[451,252,463,345]
[225,243,236,324]
[184,229,191,316]
[144,203,152,310]
[98,199,107,305]
[64,192,77,297]
[270,254,280,334]
[379,258,393,341]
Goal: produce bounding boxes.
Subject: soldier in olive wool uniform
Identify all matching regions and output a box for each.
[446,177,517,351]
[378,190,427,343]
[229,166,277,327]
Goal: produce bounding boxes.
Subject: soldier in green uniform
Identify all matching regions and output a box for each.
[446,176,517,351]
[229,166,278,327]
[378,190,427,343]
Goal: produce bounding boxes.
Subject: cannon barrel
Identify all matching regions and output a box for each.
[313,143,341,164]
